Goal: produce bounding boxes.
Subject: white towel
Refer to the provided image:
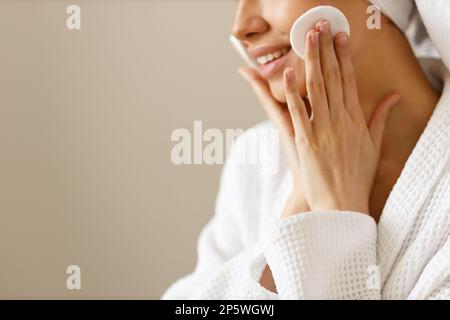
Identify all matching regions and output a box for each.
[369,0,415,31]
[415,0,450,72]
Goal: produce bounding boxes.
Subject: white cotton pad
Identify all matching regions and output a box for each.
[290,6,350,60]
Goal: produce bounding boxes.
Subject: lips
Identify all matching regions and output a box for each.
[248,45,292,79]
[256,47,290,65]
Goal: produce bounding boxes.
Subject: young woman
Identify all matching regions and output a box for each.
[163,0,450,299]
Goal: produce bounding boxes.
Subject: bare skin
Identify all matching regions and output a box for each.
[233,0,440,293]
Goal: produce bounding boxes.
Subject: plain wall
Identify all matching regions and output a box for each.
[0,0,265,299]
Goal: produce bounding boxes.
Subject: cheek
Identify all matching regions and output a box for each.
[267,0,329,32]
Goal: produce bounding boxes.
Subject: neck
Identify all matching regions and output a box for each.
[355,26,441,168]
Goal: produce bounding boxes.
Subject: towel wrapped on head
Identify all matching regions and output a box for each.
[369,0,415,31]
[415,0,450,72]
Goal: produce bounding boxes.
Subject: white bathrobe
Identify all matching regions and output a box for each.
[163,1,450,300]
[162,64,450,299]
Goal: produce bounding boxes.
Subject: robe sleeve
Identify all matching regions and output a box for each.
[427,278,450,299]
[264,211,380,299]
[163,125,381,300]
[161,137,278,299]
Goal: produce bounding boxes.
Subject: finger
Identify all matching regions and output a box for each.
[316,20,345,119]
[369,93,402,153]
[284,67,313,142]
[334,32,362,119]
[305,29,329,128]
[238,67,286,129]
[239,66,302,172]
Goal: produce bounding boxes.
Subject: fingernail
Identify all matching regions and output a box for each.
[310,31,319,46]
[286,67,296,83]
[336,33,349,46]
[315,20,325,30]
[392,94,402,105]
[318,20,329,33]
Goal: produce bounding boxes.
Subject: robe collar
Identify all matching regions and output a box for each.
[378,66,450,285]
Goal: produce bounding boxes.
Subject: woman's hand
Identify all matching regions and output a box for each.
[238,66,310,215]
[238,64,309,294]
[283,20,401,216]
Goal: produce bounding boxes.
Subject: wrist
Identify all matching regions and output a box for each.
[282,193,309,219]
[310,199,370,215]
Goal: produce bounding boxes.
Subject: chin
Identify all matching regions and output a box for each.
[268,76,307,103]
[269,79,287,103]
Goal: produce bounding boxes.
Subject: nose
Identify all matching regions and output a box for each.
[231,0,268,45]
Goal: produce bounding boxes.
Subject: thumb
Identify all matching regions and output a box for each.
[368,92,402,152]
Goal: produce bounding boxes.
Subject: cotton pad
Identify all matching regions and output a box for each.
[290,6,350,60]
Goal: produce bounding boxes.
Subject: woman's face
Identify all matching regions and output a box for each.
[232,0,370,102]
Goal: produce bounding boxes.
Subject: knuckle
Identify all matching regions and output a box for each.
[333,108,345,122]
[294,134,309,148]
[295,135,315,151]
[294,134,306,146]
[324,67,341,83]
[308,77,324,93]
[334,117,347,133]
[353,121,365,137]
[342,72,355,87]
[353,116,365,130]
[307,48,320,60]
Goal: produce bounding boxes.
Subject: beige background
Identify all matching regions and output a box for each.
[0,0,265,299]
